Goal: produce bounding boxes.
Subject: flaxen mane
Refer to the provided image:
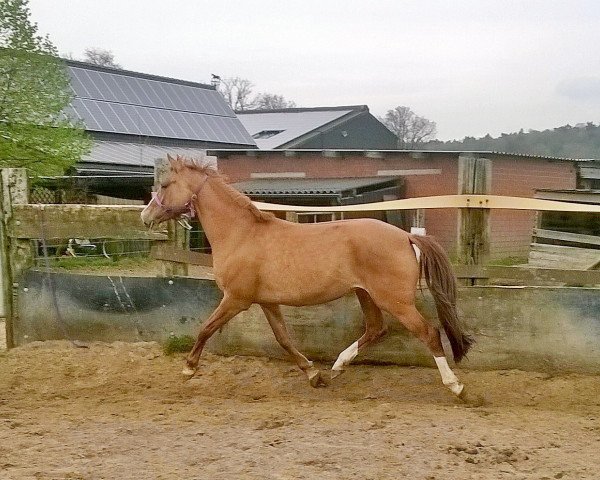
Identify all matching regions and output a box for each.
[178,156,274,222]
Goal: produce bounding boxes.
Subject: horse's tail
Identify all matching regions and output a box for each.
[408,234,474,363]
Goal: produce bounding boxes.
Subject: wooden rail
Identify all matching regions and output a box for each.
[8,204,167,240]
[453,264,600,285]
[150,244,213,266]
[254,194,600,213]
[144,251,600,285]
[533,228,600,247]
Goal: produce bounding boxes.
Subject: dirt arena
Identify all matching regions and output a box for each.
[1,339,599,480]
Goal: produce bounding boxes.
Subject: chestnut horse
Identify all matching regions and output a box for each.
[141,155,473,397]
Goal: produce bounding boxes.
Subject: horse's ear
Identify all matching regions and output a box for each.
[166,154,175,163]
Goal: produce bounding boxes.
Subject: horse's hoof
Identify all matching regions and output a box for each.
[330,368,344,380]
[308,368,328,388]
[182,366,196,377]
[447,381,464,397]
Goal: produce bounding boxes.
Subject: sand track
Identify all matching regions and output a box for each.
[1,340,599,479]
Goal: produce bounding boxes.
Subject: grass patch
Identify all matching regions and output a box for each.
[486,256,528,267]
[48,256,149,271]
[163,335,195,355]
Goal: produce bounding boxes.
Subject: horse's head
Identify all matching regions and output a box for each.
[141,154,206,227]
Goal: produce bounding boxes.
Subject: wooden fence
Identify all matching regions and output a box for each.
[2,167,600,349]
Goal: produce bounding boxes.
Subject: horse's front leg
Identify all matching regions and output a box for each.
[183,295,248,376]
[260,304,327,388]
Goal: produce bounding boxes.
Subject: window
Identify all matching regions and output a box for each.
[297,212,337,223]
[252,130,284,139]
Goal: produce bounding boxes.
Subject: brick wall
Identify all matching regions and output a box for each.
[218,152,460,251]
[490,155,576,258]
[216,152,577,258]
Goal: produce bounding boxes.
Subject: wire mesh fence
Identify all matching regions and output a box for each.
[30,185,96,204]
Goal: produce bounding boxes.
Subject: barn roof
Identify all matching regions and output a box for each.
[64,60,256,147]
[78,140,216,168]
[236,106,368,149]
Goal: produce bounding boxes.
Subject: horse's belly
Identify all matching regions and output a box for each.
[256,273,356,306]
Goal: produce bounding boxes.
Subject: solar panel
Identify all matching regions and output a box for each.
[67,63,255,145]
[73,98,250,143]
[68,66,233,117]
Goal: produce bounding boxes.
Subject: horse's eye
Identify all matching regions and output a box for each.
[160,180,174,189]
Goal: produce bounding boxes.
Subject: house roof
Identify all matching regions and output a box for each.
[236,105,368,149]
[232,176,398,197]
[64,60,256,147]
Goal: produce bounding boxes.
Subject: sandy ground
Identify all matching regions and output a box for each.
[0,341,599,480]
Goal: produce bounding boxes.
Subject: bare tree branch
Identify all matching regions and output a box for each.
[218,77,256,111]
[254,93,296,109]
[83,48,121,68]
[379,106,437,148]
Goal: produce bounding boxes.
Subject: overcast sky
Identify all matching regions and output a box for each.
[27,0,600,141]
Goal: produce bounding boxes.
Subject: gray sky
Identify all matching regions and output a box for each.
[28,0,600,141]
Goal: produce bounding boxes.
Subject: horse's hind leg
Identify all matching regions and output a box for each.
[183,295,247,376]
[260,304,327,388]
[330,289,388,380]
[382,300,464,397]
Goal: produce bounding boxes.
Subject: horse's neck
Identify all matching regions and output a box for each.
[194,178,254,250]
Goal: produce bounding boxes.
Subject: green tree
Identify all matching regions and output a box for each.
[422,122,600,158]
[0,0,90,176]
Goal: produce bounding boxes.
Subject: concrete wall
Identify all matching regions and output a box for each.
[15,270,600,373]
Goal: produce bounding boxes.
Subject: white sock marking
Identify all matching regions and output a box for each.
[434,356,463,395]
[332,341,359,371]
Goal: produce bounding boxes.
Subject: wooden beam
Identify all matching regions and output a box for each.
[252,194,600,213]
[8,204,167,240]
[150,244,213,267]
[534,228,600,247]
[1,168,30,349]
[457,156,492,270]
[453,264,600,285]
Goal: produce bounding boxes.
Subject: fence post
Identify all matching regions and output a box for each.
[154,158,188,277]
[457,155,491,285]
[0,168,31,348]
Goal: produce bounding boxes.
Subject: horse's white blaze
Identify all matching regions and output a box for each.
[140,196,156,224]
[332,341,359,371]
[434,356,463,396]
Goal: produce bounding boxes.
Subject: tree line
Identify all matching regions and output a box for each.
[422,123,600,159]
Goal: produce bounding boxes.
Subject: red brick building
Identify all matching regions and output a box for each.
[211,150,577,259]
